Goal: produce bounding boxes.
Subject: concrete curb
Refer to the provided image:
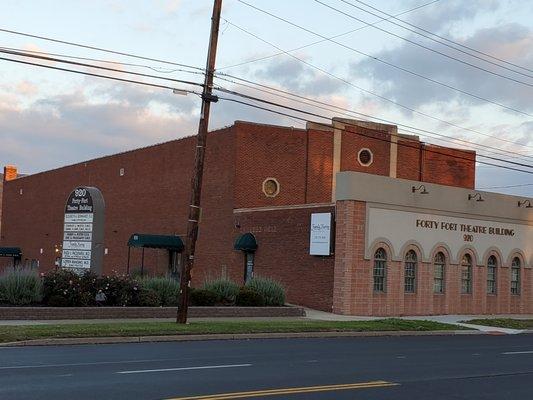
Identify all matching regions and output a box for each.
[0,329,495,347]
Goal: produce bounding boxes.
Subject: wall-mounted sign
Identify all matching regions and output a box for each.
[366,207,532,263]
[309,212,332,256]
[61,187,105,275]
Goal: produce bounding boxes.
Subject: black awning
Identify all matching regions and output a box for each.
[127,234,184,251]
[234,233,258,252]
[0,247,22,258]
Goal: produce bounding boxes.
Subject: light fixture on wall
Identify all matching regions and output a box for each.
[468,193,484,202]
[518,200,532,208]
[411,185,429,194]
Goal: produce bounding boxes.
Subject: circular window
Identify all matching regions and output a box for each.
[358,148,373,166]
[262,178,280,197]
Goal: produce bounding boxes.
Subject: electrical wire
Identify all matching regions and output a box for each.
[314,0,533,80]
[214,73,533,163]
[238,0,533,89]
[222,19,533,150]
[0,27,204,71]
[345,0,533,75]
[215,93,533,175]
[217,0,442,70]
[478,183,533,190]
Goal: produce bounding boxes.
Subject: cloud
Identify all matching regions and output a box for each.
[350,23,533,114]
[254,57,345,97]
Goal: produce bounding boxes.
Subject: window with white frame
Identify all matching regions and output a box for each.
[434,252,445,294]
[404,250,417,293]
[487,255,497,295]
[461,253,473,294]
[373,248,387,292]
[511,257,521,295]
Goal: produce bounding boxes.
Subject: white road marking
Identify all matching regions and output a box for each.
[502,351,533,355]
[117,363,252,374]
[0,358,190,370]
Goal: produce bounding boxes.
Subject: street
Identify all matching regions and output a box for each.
[0,335,532,399]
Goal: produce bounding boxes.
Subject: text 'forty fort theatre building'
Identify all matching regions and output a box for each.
[1,118,532,316]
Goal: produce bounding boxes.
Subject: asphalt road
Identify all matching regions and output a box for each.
[0,335,532,400]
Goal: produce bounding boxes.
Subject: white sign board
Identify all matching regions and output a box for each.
[367,207,532,263]
[310,213,332,256]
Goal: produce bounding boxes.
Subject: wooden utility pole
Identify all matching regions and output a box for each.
[177,0,223,324]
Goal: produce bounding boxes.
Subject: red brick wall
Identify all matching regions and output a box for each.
[0,128,236,276]
[234,122,308,208]
[305,129,333,203]
[235,206,335,311]
[397,138,421,181]
[421,145,476,189]
[334,200,532,316]
[340,126,390,176]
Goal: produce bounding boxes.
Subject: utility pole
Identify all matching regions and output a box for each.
[177,0,223,324]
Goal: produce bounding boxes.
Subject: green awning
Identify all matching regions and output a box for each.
[127,234,184,251]
[234,233,257,252]
[0,247,22,258]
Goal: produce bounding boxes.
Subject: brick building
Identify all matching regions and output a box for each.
[1,119,531,315]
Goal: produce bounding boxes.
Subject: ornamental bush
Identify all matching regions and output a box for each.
[141,277,180,306]
[202,278,240,305]
[0,268,43,305]
[139,287,161,307]
[189,288,218,306]
[42,269,85,307]
[96,274,140,306]
[235,287,265,307]
[245,277,285,306]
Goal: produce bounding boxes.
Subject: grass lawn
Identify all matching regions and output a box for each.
[464,318,533,330]
[0,319,468,343]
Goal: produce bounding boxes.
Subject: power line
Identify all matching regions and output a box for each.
[222,18,533,150]
[315,0,533,81]
[238,0,533,89]
[2,51,532,175]
[214,73,533,163]
[478,183,533,190]
[3,23,531,149]
[0,55,200,95]
[6,44,532,161]
[217,0,441,70]
[0,48,204,88]
[346,0,533,75]
[0,27,204,71]
[215,93,533,175]
[6,44,533,163]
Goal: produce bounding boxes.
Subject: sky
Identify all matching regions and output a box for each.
[0,0,532,196]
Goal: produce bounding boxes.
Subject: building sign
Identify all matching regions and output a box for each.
[61,187,105,274]
[310,212,332,256]
[367,207,532,262]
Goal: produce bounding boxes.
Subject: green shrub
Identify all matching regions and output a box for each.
[96,275,140,306]
[189,288,218,306]
[202,278,239,305]
[245,277,285,306]
[235,287,265,307]
[0,268,43,305]
[141,277,180,306]
[139,288,161,307]
[42,269,83,306]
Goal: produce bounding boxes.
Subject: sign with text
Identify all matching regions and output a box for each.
[61,187,105,275]
[367,207,532,262]
[310,212,332,256]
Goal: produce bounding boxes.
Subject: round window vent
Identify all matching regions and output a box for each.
[262,178,280,197]
[358,148,373,166]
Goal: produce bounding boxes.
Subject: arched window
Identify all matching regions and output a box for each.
[487,255,497,294]
[511,257,521,295]
[434,252,445,293]
[373,248,387,292]
[461,253,473,294]
[404,250,417,293]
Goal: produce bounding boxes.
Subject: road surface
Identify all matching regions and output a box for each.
[1,335,532,399]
